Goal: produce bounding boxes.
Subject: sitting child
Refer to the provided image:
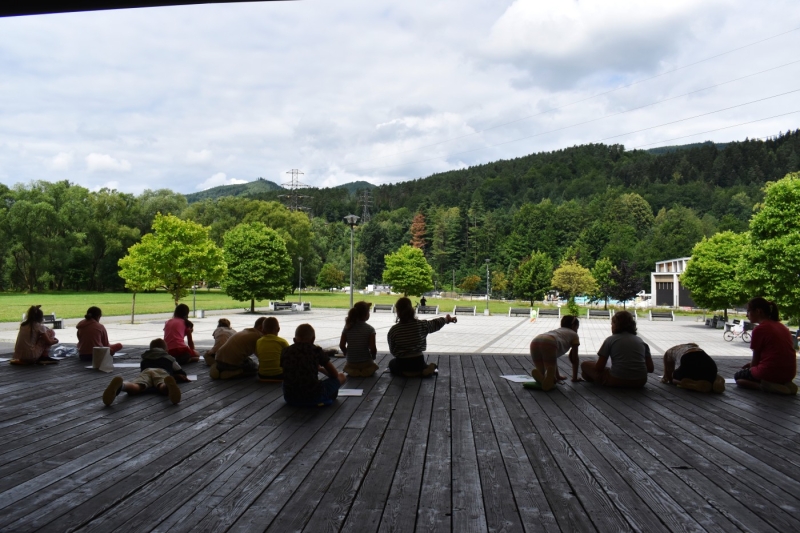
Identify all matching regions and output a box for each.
[256,317,289,381]
[163,304,200,364]
[76,306,123,362]
[387,297,456,377]
[581,311,654,388]
[340,301,379,377]
[102,338,189,406]
[210,316,265,380]
[734,297,797,395]
[281,323,346,407]
[13,305,59,365]
[204,318,236,366]
[661,343,725,393]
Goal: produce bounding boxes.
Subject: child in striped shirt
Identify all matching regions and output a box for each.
[387,297,456,377]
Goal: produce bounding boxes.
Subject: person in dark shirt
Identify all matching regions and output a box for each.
[102,338,188,406]
[281,324,346,407]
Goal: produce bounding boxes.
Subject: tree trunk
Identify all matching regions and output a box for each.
[131,292,136,324]
[251,298,255,313]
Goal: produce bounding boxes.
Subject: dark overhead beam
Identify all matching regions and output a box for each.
[0,1,290,18]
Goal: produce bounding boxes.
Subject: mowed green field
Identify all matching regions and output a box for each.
[0,290,535,323]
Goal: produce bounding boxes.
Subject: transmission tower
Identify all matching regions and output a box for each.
[278,169,312,212]
[357,189,373,223]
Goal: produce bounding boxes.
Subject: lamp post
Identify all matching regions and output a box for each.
[485,258,490,313]
[343,214,360,308]
[298,257,303,304]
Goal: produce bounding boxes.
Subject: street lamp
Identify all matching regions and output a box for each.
[485,258,490,312]
[298,257,303,304]
[343,214,360,308]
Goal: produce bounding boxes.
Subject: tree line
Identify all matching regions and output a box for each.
[0,132,798,314]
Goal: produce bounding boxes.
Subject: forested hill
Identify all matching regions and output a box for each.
[197,131,799,221]
[184,177,282,203]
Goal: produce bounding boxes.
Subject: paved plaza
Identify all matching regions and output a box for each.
[0,306,754,362]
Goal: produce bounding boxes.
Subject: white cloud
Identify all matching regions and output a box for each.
[49,152,73,171]
[85,153,132,172]
[196,172,248,190]
[186,149,213,164]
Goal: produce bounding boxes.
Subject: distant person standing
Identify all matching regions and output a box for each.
[76,306,123,362]
[419,296,427,308]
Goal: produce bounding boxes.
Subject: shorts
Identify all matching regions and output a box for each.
[217,357,258,375]
[530,335,560,364]
[673,351,717,383]
[388,355,426,375]
[131,368,170,390]
[284,378,340,407]
[344,360,379,377]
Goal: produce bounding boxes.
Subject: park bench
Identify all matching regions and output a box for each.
[42,313,63,329]
[292,302,311,311]
[372,304,394,313]
[587,309,612,319]
[649,310,674,321]
[417,305,439,314]
[537,308,561,318]
[508,307,532,317]
[454,305,476,316]
[270,302,293,311]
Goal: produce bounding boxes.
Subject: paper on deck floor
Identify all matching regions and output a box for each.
[338,389,363,396]
[501,374,537,383]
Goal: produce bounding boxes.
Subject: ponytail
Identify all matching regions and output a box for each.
[747,297,780,321]
[345,301,371,330]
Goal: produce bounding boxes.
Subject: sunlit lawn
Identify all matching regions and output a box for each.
[0,290,536,323]
[0,290,693,324]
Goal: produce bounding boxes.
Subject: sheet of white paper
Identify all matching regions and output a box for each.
[724,378,737,384]
[0,358,10,362]
[186,375,197,381]
[114,363,141,368]
[501,374,537,383]
[113,352,127,357]
[338,389,363,396]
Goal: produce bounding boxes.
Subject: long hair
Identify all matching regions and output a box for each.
[345,301,371,330]
[395,297,416,322]
[748,297,779,321]
[611,311,637,335]
[174,304,190,319]
[85,306,102,321]
[21,305,43,327]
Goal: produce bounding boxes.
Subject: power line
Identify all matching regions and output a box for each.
[340,25,800,167]
[629,111,800,150]
[357,189,374,222]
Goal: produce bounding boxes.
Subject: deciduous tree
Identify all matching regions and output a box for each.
[681,231,748,319]
[383,244,434,296]
[222,222,293,312]
[512,251,553,305]
[317,263,346,290]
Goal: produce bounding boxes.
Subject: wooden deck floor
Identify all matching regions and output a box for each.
[0,351,798,532]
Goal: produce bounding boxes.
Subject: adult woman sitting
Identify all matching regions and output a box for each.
[77,306,123,362]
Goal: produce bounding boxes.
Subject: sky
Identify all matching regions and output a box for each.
[1,0,799,195]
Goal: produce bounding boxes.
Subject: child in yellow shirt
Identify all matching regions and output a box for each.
[256,317,289,381]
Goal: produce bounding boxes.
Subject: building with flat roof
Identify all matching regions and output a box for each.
[650,257,696,308]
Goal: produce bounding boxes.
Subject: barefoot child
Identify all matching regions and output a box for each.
[340,301,379,377]
[387,297,456,377]
[204,318,236,366]
[528,315,582,391]
[661,343,725,393]
[582,311,654,388]
[76,306,123,362]
[281,324,346,406]
[102,338,188,406]
[256,317,289,381]
[734,297,797,395]
[210,317,265,380]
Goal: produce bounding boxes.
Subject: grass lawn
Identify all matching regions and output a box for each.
[0,290,698,323]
